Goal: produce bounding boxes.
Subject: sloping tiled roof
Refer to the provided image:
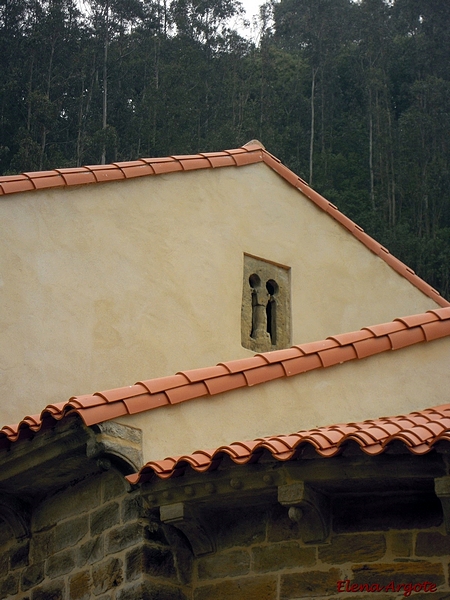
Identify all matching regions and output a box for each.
[2,307,450,449]
[1,141,447,308]
[126,403,450,484]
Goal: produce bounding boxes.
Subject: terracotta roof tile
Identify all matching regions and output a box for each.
[1,140,448,307]
[55,168,97,186]
[128,403,450,483]
[1,308,450,447]
[353,335,392,358]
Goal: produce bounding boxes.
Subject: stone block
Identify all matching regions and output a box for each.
[0,573,19,598]
[21,562,45,591]
[280,568,341,598]
[46,549,76,578]
[390,532,412,557]
[215,506,267,550]
[90,502,120,536]
[319,533,386,564]
[122,494,143,523]
[351,561,445,586]
[31,580,65,600]
[106,522,144,555]
[117,580,189,600]
[10,541,29,569]
[252,541,316,573]
[194,575,277,600]
[0,520,13,546]
[78,536,104,566]
[92,557,123,594]
[416,532,450,557]
[30,528,55,562]
[197,549,250,579]
[69,570,91,600]
[33,478,101,532]
[267,503,301,543]
[54,515,89,552]
[102,469,128,503]
[126,544,177,580]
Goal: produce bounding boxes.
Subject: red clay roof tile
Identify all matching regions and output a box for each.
[128,403,450,483]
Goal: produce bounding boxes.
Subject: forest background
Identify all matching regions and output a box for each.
[1,0,449,297]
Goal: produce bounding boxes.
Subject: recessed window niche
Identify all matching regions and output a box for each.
[241,254,291,352]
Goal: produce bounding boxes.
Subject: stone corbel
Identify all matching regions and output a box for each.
[435,476,450,534]
[160,502,214,556]
[278,482,330,543]
[86,421,143,476]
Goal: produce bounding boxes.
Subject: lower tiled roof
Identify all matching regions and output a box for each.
[1,307,450,448]
[126,403,450,484]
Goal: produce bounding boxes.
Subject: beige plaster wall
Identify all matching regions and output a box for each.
[0,162,441,425]
[117,336,450,463]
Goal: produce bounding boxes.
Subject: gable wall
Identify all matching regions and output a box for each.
[0,163,440,424]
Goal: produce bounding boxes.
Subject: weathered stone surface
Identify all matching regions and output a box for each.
[215,506,266,550]
[33,478,101,531]
[0,520,13,546]
[267,503,301,543]
[197,549,250,579]
[0,550,8,578]
[69,570,91,600]
[46,549,76,578]
[390,532,412,557]
[21,562,45,590]
[319,534,386,564]
[416,532,450,556]
[106,522,144,555]
[31,580,65,600]
[10,541,29,569]
[351,561,445,586]
[78,536,104,566]
[30,528,55,562]
[90,502,120,536]
[102,469,128,503]
[122,494,143,523]
[194,575,277,600]
[92,557,123,594]
[333,493,441,533]
[126,544,177,581]
[117,580,189,600]
[0,572,19,597]
[253,541,316,573]
[280,568,341,598]
[54,515,89,552]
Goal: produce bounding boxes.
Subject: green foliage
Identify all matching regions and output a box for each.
[0,0,449,297]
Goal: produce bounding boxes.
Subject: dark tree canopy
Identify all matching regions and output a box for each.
[0,0,449,297]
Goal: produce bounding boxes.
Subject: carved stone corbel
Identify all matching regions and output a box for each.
[278,482,330,543]
[435,476,450,534]
[87,421,143,476]
[160,502,214,556]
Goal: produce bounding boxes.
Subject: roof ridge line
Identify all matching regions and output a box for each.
[2,306,450,447]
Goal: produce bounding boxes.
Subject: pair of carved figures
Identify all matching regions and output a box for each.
[249,274,278,345]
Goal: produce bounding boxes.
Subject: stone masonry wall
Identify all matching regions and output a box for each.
[0,468,191,600]
[2,477,450,600]
[190,504,450,600]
